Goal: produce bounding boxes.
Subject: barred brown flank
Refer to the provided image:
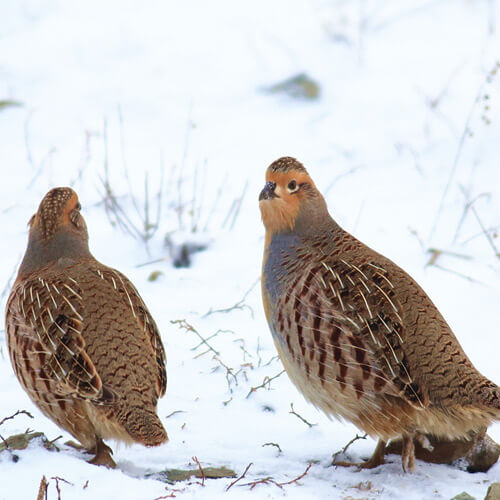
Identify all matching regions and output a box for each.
[5,187,168,468]
[260,157,500,472]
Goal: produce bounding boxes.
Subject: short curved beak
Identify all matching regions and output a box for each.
[259,182,277,201]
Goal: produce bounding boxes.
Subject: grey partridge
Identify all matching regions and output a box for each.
[5,187,167,468]
[259,157,500,472]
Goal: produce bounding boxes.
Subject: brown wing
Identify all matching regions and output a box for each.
[280,257,427,408]
[92,267,167,398]
[9,275,107,402]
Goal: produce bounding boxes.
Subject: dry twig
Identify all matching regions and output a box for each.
[225,462,253,491]
[425,248,472,267]
[171,319,219,356]
[245,370,286,399]
[212,355,239,392]
[332,433,368,464]
[0,409,34,427]
[165,410,185,419]
[452,189,489,244]
[37,476,49,500]
[471,205,500,258]
[241,462,313,490]
[191,456,205,487]
[191,329,233,353]
[430,63,499,238]
[262,442,282,453]
[289,403,317,428]
[203,278,259,318]
[99,117,165,253]
[432,264,482,284]
[50,476,73,500]
[277,462,312,487]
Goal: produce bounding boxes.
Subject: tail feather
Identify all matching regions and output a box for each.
[477,379,500,414]
[120,407,168,446]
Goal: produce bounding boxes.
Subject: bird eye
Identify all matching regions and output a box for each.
[287,180,298,192]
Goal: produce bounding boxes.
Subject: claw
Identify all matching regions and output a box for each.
[87,438,116,469]
[333,439,386,470]
[415,432,434,452]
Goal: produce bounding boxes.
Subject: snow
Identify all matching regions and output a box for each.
[1,0,500,498]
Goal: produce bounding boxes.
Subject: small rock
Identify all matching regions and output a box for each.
[265,73,320,100]
[451,493,475,500]
[0,431,44,452]
[147,466,236,484]
[485,483,500,500]
[465,434,500,473]
[0,430,58,454]
[148,270,163,282]
[0,100,23,112]
[165,233,209,268]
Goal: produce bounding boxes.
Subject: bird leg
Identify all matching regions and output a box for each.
[401,434,415,472]
[333,438,387,470]
[87,437,116,469]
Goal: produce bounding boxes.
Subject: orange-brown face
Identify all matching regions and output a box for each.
[29,187,86,240]
[259,167,317,233]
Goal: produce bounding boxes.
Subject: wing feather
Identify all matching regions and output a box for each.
[16,277,107,402]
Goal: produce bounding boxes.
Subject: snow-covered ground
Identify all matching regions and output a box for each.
[1,1,500,498]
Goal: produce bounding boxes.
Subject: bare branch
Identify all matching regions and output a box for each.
[192,329,233,353]
[171,319,219,356]
[225,462,253,491]
[332,433,368,463]
[211,355,239,392]
[203,278,259,318]
[191,456,205,487]
[246,370,286,399]
[278,463,312,486]
[50,476,73,500]
[471,205,500,258]
[0,410,34,427]
[425,248,472,267]
[289,403,317,428]
[37,476,48,500]
[430,63,499,239]
[262,442,282,453]
[240,462,313,490]
[432,264,483,284]
[165,410,185,419]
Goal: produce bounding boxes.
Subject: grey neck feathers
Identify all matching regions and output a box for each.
[18,228,91,278]
[293,196,340,237]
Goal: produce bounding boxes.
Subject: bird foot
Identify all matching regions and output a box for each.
[87,438,116,469]
[333,457,385,470]
[415,432,434,452]
[65,440,85,451]
[333,439,386,470]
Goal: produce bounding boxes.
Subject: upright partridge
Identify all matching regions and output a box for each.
[5,187,167,468]
[259,157,500,472]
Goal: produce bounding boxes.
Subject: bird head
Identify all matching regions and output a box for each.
[17,187,91,278]
[28,187,88,242]
[259,157,328,234]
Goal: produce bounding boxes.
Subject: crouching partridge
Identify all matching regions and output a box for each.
[259,157,500,472]
[5,187,167,468]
